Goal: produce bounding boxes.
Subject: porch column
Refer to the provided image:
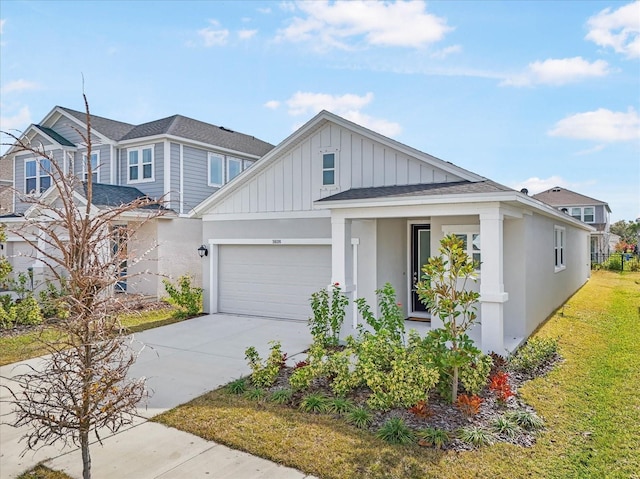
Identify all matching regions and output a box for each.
[331,216,354,336]
[479,209,508,354]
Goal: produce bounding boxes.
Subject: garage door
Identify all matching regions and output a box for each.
[218,244,331,320]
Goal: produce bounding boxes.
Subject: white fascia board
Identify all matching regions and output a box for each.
[117,134,263,160]
[202,209,330,222]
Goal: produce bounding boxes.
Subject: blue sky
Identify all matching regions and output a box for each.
[1,0,638,221]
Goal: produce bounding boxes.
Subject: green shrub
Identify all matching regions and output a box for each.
[244,387,266,401]
[309,284,348,348]
[14,296,43,326]
[288,343,328,391]
[226,377,249,395]
[325,397,355,415]
[376,417,415,445]
[491,415,520,438]
[346,407,373,429]
[457,426,494,447]
[417,427,450,449]
[245,341,285,388]
[355,282,405,343]
[0,303,16,329]
[510,337,559,373]
[299,392,328,413]
[326,348,357,397]
[38,280,69,319]
[162,275,203,318]
[269,388,293,405]
[459,353,493,395]
[504,409,545,431]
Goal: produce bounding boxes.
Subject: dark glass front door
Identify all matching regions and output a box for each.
[411,224,430,314]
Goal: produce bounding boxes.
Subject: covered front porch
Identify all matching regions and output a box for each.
[319,200,526,355]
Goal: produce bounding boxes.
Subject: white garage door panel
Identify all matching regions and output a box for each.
[219,245,331,320]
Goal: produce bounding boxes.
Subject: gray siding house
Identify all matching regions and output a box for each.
[1,106,274,297]
[532,187,615,261]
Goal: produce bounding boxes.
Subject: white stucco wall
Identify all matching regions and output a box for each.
[156,217,203,297]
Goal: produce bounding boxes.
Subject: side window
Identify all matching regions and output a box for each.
[554,226,565,272]
[322,152,336,186]
[570,207,581,220]
[83,152,100,183]
[25,158,51,194]
[443,226,481,271]
[208,153,223,187]
[583,207,595,223]
[227,157,243,182]
[128,146,154,183]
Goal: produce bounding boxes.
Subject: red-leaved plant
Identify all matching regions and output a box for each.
[408,400,432,418]
[456,394,483,417]
[489,371,515,402]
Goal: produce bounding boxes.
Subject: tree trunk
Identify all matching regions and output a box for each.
[81,429,91,479]
[452,366,459,403]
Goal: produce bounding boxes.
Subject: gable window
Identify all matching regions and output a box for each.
[554,226,565,272]
[227,156,243,182]
[83,151,100,184]
[208,153,224,187]
[128,146,154,183]
[322,152,336,186]
[25,158,52,194]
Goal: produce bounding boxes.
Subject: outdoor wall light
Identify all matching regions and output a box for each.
[198,245,208,258]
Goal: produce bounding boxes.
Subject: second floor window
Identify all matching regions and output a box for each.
[209,153,224,187]
[570,207,595,223]
[128,146,154,183]
[322,153,336,186]
[227,157,242,182]
[25,158,52,194]
[83,152,100,183]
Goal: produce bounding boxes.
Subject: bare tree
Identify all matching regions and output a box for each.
[1,95,166,479]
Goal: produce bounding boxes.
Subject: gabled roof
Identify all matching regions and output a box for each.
[190,110,486,217]
[32,125,76,147]
[84,183,171,211]
[119,114,274,157]
[532,186,611,212]
[317,180,513,202]
[58,106,136,141]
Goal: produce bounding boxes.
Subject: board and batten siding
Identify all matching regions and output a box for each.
[208,122,465,215]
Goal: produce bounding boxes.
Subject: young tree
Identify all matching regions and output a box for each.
[610,220,640,244]
[415,234,481,403]
[1,95,165,479]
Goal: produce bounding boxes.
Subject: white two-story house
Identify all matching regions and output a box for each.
[1,106,274,297]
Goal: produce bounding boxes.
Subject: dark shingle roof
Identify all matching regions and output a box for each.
[532,186,610,211]
[82,183,170,211]
[59,107,136,141]
[120,115,274,157]
[317,180,514,202]
[33,125,76,147]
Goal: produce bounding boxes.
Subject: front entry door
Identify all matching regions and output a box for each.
[410,224,431,315]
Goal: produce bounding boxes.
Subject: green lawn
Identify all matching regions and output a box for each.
[0,306,182,366]
[155,271,640,479]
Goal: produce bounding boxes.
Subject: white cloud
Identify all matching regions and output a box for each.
[264,100,280,109]
[548,107,640,142]
[501,57,610,87]
[0,19,5,34]
[198,20,229,47]
[276,0,452,50]
[1,79,40,95]
[257,7,272,14]
[238,29,258,40]
[574,144,606,156]
[430,45,462,59]
[586,1,640,59]
[0,105,31,132]
[282,91,401,137]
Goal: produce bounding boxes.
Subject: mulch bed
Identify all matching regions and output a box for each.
[264,352,562,451]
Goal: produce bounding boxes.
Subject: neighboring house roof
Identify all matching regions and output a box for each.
[58,106,136,141]
[532,186,611,213]
[119,114,274,157]
[83,183,171,211]
[317,180,513,202]
[33,125,76,147]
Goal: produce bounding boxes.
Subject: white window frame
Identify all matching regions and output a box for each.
[554,225,566,272]
[442,225,481,272]
[24,158,52,195]
[321,150,338,187]
[208,153,224,187]
[127,146,154,184]
[226,156,243,182]
[569,206,595,223]
[82,151,100,184]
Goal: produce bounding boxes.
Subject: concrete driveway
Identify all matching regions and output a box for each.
[0,313,316,479]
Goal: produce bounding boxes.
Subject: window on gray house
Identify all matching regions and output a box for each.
[322,153,335,186]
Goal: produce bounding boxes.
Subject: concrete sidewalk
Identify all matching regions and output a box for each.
[0,314,318,479]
